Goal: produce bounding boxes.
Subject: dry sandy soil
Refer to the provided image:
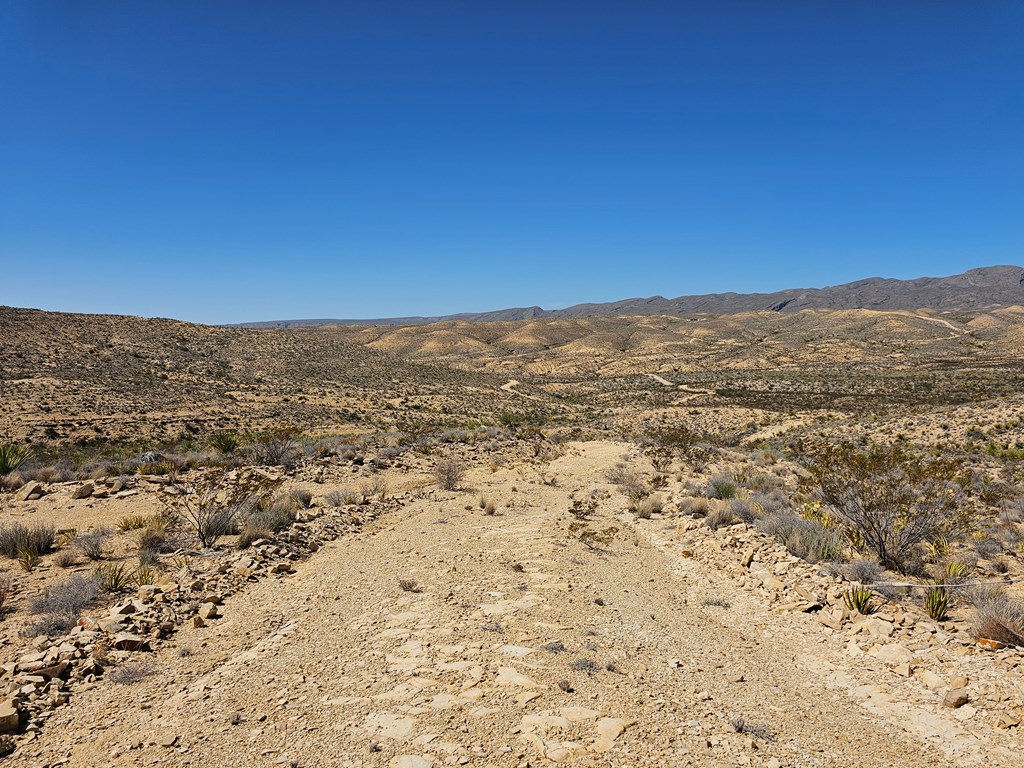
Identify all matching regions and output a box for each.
[2,442,1023,767]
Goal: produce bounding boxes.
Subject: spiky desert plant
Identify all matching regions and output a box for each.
[0,444,31,475]
[843,585,875,615]
[94,562,131,593]
[926,584,950,621]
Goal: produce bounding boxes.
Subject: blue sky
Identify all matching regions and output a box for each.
[2,2,1022,323]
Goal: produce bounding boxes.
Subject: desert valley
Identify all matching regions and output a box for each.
[1,268,1024,767]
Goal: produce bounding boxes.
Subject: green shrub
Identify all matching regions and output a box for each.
[707,475,737,500]
[801,442,973,572]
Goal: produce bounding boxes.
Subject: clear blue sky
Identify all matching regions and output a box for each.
[2,2,1022,323]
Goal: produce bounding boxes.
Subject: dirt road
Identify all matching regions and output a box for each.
[18,443,1019,768]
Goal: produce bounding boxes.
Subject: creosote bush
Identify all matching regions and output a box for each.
[801,442,973,573]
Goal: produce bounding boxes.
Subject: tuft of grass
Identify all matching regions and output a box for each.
[635,495,663,519]
[286,488,313,509]
[73,528,110,561]
[116,514,152,532]
[678,497,710,517]
[705,506,736,531]
[107,662,156,685]
[0,522,56,559]
[707,475,738,500]
[970,588,1024,647]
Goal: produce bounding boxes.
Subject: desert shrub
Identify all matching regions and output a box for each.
[248,436,299,468]
[398,578,422,593]
[678,497,709,517]
[53,549,77,568]
[137,547,159,567]
[705,505,736,530]
[800,442,973,572]
[635,495,663,519]
[0,471,26,491]
[108,662,156,685]
[360,475,389,500]
[605,463,634,485]
[27,574,100,634]
[0,522,56,559]
[434,457,466,491]
[728,498,758,524]
[137,525,168,553]
[286,488,313,509]
[325,488,362,506]
[0,444,31,476]
[756,511,843,563]
[73,528,110,561]
[749,490,789,515]
[249,505,294,533]
[707,474,737,500]
[845,557,882,585]
[970,588,1024,646]
[166,471,276,547]
[236,522,271,549]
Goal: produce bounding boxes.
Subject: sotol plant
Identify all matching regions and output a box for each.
[843,585,875,615]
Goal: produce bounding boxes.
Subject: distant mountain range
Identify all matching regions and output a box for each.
[235,265,1024,328]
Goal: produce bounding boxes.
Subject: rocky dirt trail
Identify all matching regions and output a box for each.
[11,443,1022,768]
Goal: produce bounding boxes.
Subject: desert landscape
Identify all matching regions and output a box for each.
[2,271,1024,767]
[4,4,1022,765]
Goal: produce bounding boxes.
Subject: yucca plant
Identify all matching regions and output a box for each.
[17,548,40,572]
[843,585,875,615]
[133,564,158,588]
[926,584,950,621]
[94,562,131,593]
[0,444,31,475]
[943,560,968,583]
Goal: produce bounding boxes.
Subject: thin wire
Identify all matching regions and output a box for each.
[863,576,1024,590]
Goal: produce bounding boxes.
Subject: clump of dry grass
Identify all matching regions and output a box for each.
[434,457,465,491]
[970,588,1024,647]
